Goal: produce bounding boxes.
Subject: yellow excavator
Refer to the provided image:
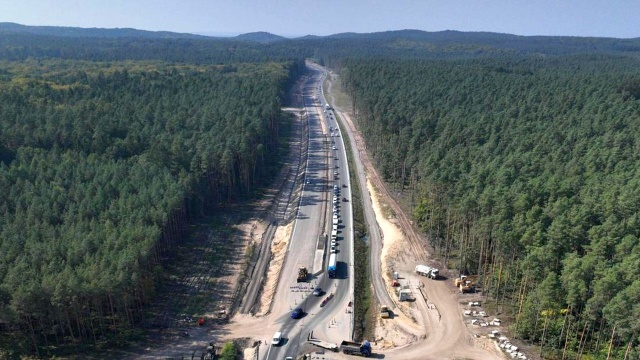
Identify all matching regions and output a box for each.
[454,275,477,293]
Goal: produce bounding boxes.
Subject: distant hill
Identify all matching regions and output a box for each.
[0,22,207,39]
[327,29,519,40]
[1,23,639,65]
[315,29,640,57]
[235,31,286,43]
[295,35,322,40]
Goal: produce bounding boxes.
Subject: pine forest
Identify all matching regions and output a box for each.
[0,58,300,351]
[342,55,640,358]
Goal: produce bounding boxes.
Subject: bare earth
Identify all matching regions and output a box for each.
[366,178,503,360]
[256,222,293,316]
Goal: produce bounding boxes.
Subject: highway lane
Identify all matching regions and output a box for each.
[267,65,354,360]
[316,65,396,311]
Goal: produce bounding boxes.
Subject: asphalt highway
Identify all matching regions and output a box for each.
[266,65,354,360]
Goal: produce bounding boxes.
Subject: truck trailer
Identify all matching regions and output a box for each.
[328,253,337,278]
[340,340,372,357]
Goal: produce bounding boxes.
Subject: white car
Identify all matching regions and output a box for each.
[331,240,337,246]
[331,245,336,253]
[272,331,282,346]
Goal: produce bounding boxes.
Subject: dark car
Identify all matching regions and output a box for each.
[313,287,323,296]
[291,307,303,319]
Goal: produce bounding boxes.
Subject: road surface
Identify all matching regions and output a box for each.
[265,64,355,360]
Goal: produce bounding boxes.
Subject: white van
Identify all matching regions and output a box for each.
[272,331,282,346]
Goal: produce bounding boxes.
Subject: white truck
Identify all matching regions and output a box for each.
[415,265,439,279]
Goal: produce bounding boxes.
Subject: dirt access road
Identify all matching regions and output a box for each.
[324,69,505,360]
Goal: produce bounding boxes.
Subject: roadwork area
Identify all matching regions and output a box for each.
[256,222,293,316]
[327,72,505,360]
[364,154,505,360]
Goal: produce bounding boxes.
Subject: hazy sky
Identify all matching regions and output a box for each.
[1,0,638,38]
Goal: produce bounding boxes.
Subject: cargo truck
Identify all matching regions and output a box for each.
[415,265,439,279]
[340,340,372,357]
[328,253,337,278]
[297,266,308,282]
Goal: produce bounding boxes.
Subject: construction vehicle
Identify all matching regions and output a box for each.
[340,340,372,357]
[454,275,477,293]
[415,264,439,279]
[380,305,391,319]
[398,288,412,301]
[297,266,308,282]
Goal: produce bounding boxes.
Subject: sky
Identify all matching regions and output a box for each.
[1,0,638,39]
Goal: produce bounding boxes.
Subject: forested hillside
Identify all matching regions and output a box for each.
[2,28,640,68]
[0,22,206,39]
[0,59,300,352]
[343,55,640,358]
